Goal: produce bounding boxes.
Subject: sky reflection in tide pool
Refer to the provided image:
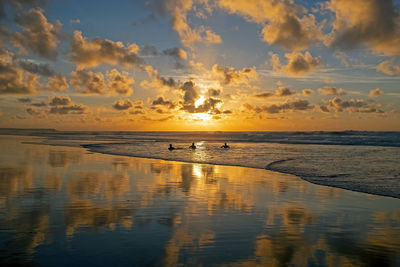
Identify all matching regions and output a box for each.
[0,135,399,266]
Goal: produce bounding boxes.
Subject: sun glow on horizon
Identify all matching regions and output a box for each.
[189,113,213,122]
[191,95,214,122]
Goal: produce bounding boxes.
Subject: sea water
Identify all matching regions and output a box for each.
[10,130,400,199]
[1,135,400,266]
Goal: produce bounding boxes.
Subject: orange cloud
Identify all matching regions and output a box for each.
[164,0,222,48]
[139,46,188,69]
[70,70,106,94]
[106,69,134,96]
[23,96,88,116]
[112,99,134,110]
[180,80,198,105]
[70,69,134,96]
[218,0,322,50]
[26,107,44,116]
[369,88,384,97]
[14,59,68,92]
[0,49,40,95]
[318,86,346,96]
[23,96,87,117]
[325,97,384,113]
[46,96,88,115]
[152,96,176,109]
[162,47,187,60]
[49,96,72,106]
[255,85,296,98]
[327,0,400,56]
[47,74,68,92]
[12,8,61,59]
[376,60,400,76]
[270,51,322,76]
[162,47,188,68]
[174,80,225,114]
[212,64,258,86]
[13,59,69,92]
[302,89,314,95]
[244,98,313,114]
[17,60,56,76]
[141,65,176,91]
[70,30,143,69]
[49,104,87,115]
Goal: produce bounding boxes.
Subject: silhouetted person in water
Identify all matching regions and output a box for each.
[189,142,196,149]
[221,142,230,149]
[168,144,175,150]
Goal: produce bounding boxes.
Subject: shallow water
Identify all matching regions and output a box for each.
[81,141,400,199]
[0,135,400,266]
[13,130,400,199]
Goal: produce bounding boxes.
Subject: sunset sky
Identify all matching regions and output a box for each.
[0,0,399,131]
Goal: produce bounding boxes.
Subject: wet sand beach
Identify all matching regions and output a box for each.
[0,135,399,266]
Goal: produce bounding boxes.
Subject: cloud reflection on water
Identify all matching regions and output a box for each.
[0,136,399,266]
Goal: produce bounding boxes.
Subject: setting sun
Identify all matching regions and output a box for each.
[195,95,206,108]
[189,113,213,122]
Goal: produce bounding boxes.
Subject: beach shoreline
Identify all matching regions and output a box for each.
[8,132,400,200]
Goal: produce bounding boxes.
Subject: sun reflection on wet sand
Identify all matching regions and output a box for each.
[0,135,399,266]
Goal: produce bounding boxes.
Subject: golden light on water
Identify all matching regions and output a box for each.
[192,164,202,179]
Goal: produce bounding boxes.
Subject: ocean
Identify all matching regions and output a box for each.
[7,129,400,199]
[0,133,399,266]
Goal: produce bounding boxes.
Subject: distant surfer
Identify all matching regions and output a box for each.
[221,142,230,149]
[189,142,196,149]
[168,144,175,150]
